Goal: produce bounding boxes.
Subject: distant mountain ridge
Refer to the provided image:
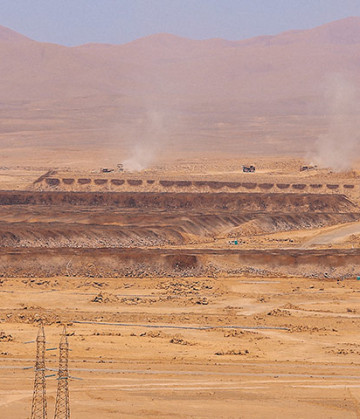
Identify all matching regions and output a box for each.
[0,17,359,104]
[0,25,33,42]
[0,17,359,160]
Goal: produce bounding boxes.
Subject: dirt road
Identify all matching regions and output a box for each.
[2,275,360,417]
[302,221,360,247]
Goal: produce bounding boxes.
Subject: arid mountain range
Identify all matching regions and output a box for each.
[0,17,360,167]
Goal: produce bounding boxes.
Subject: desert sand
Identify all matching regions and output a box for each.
[1,159,360,418]
[1,16,360,418]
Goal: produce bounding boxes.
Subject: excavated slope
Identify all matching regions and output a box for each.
[0,191,355,212]
[1,247,360,279]
[0,191,357,248]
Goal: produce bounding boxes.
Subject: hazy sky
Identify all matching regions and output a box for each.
[2,0,360,46]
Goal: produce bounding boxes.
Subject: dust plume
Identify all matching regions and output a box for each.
[122,110,167,171]
[312,75,360,171]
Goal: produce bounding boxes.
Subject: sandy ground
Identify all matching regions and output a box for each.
[1,158,360,417]
[1,156,360,190]
[2,276,360,418]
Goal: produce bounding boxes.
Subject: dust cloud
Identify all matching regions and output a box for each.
[312,75,360,171]
[122,110,168,171]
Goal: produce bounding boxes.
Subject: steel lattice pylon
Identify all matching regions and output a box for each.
[54,325,70,419]
[31,322,48,419]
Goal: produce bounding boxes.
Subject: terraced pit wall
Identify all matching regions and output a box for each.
[36,177,359,198]
[0,190,358,278]
[1,248,360,279]
[0,190,354,212]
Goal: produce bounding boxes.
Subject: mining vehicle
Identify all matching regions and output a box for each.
[242,165,255,173]
[300,165,317,172]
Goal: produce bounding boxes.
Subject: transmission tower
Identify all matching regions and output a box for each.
[31,322,48,419]
[54,325,70,419]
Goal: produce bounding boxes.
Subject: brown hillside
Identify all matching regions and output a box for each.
[0,17,359,165]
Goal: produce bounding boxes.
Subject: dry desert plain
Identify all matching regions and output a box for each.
[2,16,360,418]
[2,159,360,418]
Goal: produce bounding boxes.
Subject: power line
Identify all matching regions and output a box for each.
[30,322,48,419]
[54,325,70,419]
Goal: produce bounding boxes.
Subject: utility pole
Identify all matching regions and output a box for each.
[31,322,48,419]
[54,325,70,419]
